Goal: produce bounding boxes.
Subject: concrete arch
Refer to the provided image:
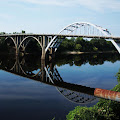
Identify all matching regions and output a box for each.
[9,57,42,77]
[18,36,42,50]
[10,61,17,71]
[5,37,17,48]
[19,63,42,77]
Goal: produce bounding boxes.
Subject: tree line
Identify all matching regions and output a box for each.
[55,53,120,67]
[57,37,117,53]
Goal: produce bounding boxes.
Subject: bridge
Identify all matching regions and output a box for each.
[0,55,120,103]
[0,22,120,59]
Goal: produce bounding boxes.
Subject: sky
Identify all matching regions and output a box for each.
[0,0,120,36]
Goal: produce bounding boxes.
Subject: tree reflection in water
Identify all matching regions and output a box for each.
[0,53,120,104]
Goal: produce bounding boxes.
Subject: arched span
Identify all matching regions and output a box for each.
[45,22,112,52]
[18,36,42,50]
[44,66,97,104]
[56,87,97,104]
[10,61,17,71]
[5,37,17,48]
[59,22,111,36]
[19,63,42,77]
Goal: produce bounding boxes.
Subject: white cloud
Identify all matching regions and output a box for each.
[20,0,120,11]
[1,0,120,12]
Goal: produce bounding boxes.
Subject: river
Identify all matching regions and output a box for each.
[0,53,120,120]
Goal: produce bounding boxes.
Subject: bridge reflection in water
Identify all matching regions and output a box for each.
[0,55,98,104]
[0,54,120,104]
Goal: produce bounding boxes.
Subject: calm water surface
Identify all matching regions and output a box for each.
[0,53,120,120]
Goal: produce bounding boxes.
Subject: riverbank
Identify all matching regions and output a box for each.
[66,70,120,120]
[60,51,117,55]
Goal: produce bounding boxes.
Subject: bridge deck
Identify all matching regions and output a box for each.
[0,34,120,40]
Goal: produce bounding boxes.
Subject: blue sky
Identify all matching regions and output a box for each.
[0,0,120,36]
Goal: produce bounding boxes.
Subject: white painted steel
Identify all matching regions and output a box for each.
[45,22,112,52]
[45,22,120,54]
[110,40,120,54]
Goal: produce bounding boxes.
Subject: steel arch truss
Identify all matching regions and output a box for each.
[57,87,97,104]
[44,65,97,104]
[45,22,112,52]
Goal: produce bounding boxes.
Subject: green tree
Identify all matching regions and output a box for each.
[75,44,82,51]
[22,30,25,33]
[0,32,5,35]
[93,47,98,51]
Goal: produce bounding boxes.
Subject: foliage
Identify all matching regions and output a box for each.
[96,83,120,120]
[75,44,82,51]
[66,70,120,120]
[66,106,100,120]
[55,53,120,67]
[57,37,116,53]
[58,38,75,52]
[93,47,98,51]
[0,36,9,52]
[115,69,120,83]
[22,30,25,33]
[25,39,42,53]
[0,32,5,35]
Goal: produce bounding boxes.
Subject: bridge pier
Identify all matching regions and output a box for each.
[16,48,19,55]
[41,59,46,81]
[49,48,55,60]
[41,36,47,60]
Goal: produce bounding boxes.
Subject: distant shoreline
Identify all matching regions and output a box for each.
[0,51,117,55]
[61,51,117,55]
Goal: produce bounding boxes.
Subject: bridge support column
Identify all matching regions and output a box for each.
[41,36,47,60]
[50,60,54,72]
[15,55,19,72]
[49,48,55,60]
[41,59,46,81]
[16,48,19,55]
[15,36,19,55]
